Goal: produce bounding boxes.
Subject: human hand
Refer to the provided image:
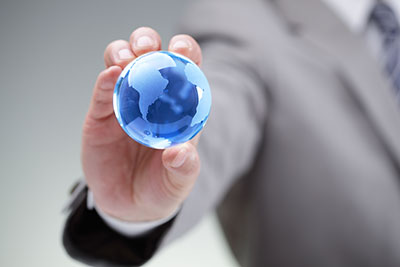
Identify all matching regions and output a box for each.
[81,27,203,222]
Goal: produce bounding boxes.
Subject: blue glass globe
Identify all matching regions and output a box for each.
[113,51,211,149]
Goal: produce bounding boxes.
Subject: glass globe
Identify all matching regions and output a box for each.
[113,51,211,149]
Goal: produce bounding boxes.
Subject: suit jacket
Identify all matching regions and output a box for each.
[63,0,400,266]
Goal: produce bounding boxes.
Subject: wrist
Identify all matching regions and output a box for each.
[87,190,180,236]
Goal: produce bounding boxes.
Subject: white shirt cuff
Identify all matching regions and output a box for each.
[87,190,179,237]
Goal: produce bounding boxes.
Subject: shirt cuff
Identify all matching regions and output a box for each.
[86,190,179,237]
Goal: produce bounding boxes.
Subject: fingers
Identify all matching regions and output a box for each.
[130,27,162,57]
[104,29,201,71]
[104,27,161,68]
[104,40,134,69]
[98,29,201,124]
[100,27,162,122]
[87,66,122,120]
[161,143,200,198]
[168,34,202,66]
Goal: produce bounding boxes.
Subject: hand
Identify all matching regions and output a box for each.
[82,27,203,222]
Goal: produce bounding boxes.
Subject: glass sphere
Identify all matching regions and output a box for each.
[113,51,211,149]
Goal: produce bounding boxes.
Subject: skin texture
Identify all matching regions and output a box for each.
[82,27,203,222]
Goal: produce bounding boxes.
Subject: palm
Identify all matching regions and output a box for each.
[82,115,174,221]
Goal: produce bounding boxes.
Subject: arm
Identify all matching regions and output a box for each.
[160,0,270,245]
[63,0,269,265]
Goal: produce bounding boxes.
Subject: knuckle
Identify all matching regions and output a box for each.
[107,39,126,50]
[130,27,161,47]
[131,189,146,208]
[186,153,201,177]
[137,26,154,32]
[163,175,187,201]
[170,35,202,65]
[162,151,200,201]
[181,144,200,172]
[104,41,115,58]
[104,40,128,60]
[96,68,107,80]
[93,92,112,106]
[131,27,155,38]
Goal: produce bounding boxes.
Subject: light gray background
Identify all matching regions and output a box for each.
[0,0,239,266]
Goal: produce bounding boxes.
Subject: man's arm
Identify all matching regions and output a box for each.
[63,0,270,265]
[157,0,271,248]
[63,185,177,267]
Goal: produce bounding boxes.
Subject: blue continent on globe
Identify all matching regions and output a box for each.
[113,51,211,149]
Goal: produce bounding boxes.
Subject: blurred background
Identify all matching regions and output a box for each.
[0,0,239,266]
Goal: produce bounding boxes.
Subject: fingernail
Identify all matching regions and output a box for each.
[172,40,190,50]
[135,35,155,48]
[118,49,133,60]
[170,147,188,168]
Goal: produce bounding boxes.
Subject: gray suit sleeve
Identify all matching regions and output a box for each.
[62,1,272,266]
[159,0,270,248]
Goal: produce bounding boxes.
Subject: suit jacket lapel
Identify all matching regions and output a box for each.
[270,0,400,167]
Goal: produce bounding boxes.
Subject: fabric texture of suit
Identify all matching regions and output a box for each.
[63,0,400,266]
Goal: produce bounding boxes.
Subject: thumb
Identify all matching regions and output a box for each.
[161,143,200,199]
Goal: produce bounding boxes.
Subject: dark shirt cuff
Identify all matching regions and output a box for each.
[62,186,175,267]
